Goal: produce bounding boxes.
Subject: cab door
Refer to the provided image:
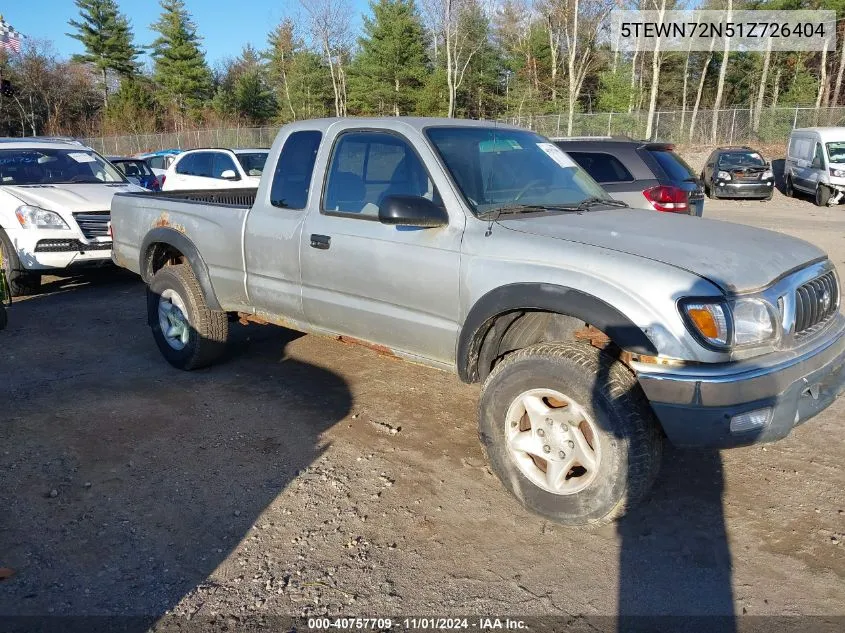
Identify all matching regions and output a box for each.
[298,129,464,364]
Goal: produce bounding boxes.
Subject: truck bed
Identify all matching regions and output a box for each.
[111,188,257,307]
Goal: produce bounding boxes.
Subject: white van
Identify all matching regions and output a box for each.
[785,127,845,206]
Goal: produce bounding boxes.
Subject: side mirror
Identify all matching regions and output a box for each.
[220,169,239,180]
[378,195,448,228]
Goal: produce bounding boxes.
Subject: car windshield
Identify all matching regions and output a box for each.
[0,148,126,185]
[113,159,153,177]
[236,152,268,176]
[826,142,845,163]
[717,151,766,168]
[425,127,611,215]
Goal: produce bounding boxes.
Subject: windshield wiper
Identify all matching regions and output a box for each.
[477,204,559,219]
[570,197,629,211]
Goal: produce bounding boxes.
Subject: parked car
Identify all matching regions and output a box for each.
[135,149,182,179]
[785,127,845,206]
[700,146,775,200]
[0,138,144,296]
[553,137,705,216]
[109,157,160,191]
[111,117,843,526]
[161,148,269,191]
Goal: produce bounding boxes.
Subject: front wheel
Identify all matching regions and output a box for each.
[147,264,228,370]
[0,230,41,297]
[815,184,831,207]
[478,342,663,526]
[785,175,794,198]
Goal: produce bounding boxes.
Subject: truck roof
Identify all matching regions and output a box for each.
[281,116,523,134]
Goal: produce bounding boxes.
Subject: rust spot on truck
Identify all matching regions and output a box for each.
[337,335,397,358]
[152,212,185,233]
[237,312,270,326]
[574,325,612,348]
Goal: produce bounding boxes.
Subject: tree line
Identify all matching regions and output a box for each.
[0,0,840,139]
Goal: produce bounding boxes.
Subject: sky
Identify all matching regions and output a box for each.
[2,0,368,68]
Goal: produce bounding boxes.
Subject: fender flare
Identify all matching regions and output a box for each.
[139,227,222,310]
[457,282,658,383]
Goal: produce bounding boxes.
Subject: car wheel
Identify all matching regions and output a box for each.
[815,184,831,207]
[785,175,794,197]
[147,263,229,370]
[478,342,663,526]
[0,229,41,297]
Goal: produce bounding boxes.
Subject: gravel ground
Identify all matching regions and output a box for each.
[1,188,843,624]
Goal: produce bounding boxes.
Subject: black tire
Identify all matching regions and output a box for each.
[147,263,228,370]
[0,304,6,331]
[815,184,831,207]
[785,175,794,198]
[0,230,41,297]
[478,342,663,526]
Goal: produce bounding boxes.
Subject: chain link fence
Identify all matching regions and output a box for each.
[502,106,845,145]
[82,106,845,155]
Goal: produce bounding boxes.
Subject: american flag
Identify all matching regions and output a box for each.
[0,16,22,54]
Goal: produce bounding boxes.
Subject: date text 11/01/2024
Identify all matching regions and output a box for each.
[307,618,528,630]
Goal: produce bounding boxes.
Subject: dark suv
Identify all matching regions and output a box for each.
[553,137,705,216]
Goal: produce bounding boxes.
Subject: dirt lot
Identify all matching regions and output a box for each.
[1,191,844,623]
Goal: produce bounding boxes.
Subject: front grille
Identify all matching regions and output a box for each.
[73,211,110,239]
[794,271,839,336]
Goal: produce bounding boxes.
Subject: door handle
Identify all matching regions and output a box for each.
[310,234,331,250]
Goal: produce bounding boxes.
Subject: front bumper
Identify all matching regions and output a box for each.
[5,228,112,271]
[714,180,774,198]
[635,317,845,448]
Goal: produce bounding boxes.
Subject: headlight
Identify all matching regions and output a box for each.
[717,170,731,180]
[829,167,845,178]
[682,297,779,349]
[762,169,774,179]
[15,205,70,230]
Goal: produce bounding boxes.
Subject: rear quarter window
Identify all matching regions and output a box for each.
[648,150,695,182]
[566,151,634,183]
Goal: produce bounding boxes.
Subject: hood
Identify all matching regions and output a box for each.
[3,183,145,214]
[498,209,825,293]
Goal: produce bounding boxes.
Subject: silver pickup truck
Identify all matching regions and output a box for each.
[111,117,845,526]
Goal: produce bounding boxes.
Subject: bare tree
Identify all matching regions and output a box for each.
[753,37,772,133]
[300,0,352,117]
[710,0,732,143]
[816,39,830,110]
[643,0,666,139]
[830,24,845,107]
[688,32,716,142]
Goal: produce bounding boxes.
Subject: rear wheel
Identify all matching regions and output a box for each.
[815,184,831,207]
[147,264,228,370]
[0,230,41,297]
[478,342,663,526]
[785,175,794,198]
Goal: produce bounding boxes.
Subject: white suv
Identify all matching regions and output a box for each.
[161,148,268,191]
[0,138,144,296]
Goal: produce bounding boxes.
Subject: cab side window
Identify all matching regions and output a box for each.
[270,130,322,209]
[322,131,440,217]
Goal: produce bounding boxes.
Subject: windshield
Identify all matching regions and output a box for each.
[826,142,845,163]
[425,127,610,214]
[236,152,268,176]
[717,151,766,169]
[112,159,153,177]
[0,148,126,185]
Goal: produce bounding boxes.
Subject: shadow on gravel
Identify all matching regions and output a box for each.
[0,276,352,625]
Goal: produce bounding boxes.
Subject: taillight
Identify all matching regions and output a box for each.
[643,185,689,213]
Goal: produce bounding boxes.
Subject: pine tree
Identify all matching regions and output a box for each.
[67,0,140,106]
[213,46,277,124]
[150,0,213,121]
[348,0,429,116]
